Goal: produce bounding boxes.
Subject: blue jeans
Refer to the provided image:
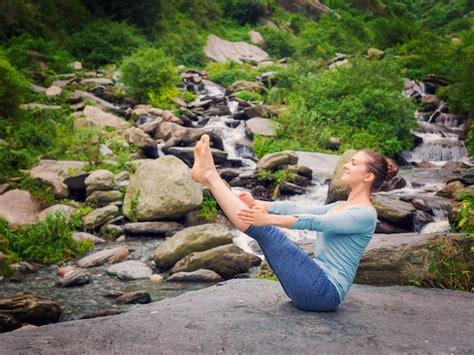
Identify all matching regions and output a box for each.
[244,224,341,312]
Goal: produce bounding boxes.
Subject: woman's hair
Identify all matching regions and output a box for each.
[359,149,399,192]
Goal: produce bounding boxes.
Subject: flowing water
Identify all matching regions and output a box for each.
[1,76,470,319]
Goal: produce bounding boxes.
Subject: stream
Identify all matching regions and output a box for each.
[0,74,471,320]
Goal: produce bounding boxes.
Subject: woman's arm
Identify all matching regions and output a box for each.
[265,200,342,215]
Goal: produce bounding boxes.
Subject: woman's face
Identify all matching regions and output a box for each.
[341,151,374,186]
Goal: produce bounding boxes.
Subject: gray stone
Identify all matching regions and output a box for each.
[0,189,42,229]
[85,169,116,195]
[74,105,129,130]
[38,204,76,222]
[245,117,281,136]
[85,190,122,206]
[256,150,298,171]
[123,155,203,221]
[82,205,120,230]
[154,224,233,270]
[77,246,129,268]
[166,146,228,165]
[71,232,105,244]
[166,269,223,282]
[1,279,472,353]
[204,34,271,65]
[107,261,153,280]
[123,221,183,237]
[56,270,91,287]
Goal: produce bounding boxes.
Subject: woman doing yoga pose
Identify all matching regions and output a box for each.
[191,134,398,312]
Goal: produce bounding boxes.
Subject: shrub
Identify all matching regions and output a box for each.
[2,212,94,265]
[0,53,29,118]
[5,34,74,78]
[256,26,296,59]
[219,0,271,25]
[72,21,147,68]
[119,47,180,105]
[197,197,218,222]
[205,61,256,87]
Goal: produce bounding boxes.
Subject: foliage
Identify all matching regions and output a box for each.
[450,191,474,236]
[119,46,180,105]
[5,34,75,80]
[72,20,146,68]
[255,25,295,59]
[197,196,218,222]
[1,212,94,265]
[181,91,198,103]
[407,234,473,292]
[205,60,256,87]
[0,53,29,118]
[218,0,273,25]
[236,90,263,103]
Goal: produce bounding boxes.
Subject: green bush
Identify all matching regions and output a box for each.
[205,61,256,87]
[0,53,29,118]
[219,0,272,25]
[1,212,94,265]
[197,196,218,222]
[119,46,180,106]
[256,26,296,59]
[5,34,74,79]
[72,21,147,68]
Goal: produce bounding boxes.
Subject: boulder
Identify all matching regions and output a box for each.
[1,279,472,353]
[77,246,129,268]
[170,243,261,279]
[256,150,298,171]
[166,269,223,282]
[204,34,271,65]
[38,204,76,222]
[123,221,183,237]
[55,270,91,287]
[0,293,62,333]
[326,149,356,203]
[85,190,122,206]
[84,169,116,195]
[82,205,120,230]
[0,189,42,229]
[124,127,157,159]
[245,117,281,136]
[107,260,152,280]
[166,146,228,166]
[123,156,203,221]
[154,224,233,270]
[248,29,265,46]
[45,85,62,98]
[74,105,129,130]
[71,232,105,244]
[29,160,86,198]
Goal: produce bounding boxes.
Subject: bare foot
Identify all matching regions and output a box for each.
[191,134,219,187]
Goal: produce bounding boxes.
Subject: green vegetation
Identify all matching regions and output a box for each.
[450,191,474,236]
[120,47,180,108]
[407,234,473,292]
[0,212,94,265]
[197,196,218,222]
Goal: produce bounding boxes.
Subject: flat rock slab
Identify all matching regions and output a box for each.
[1,279,472,354]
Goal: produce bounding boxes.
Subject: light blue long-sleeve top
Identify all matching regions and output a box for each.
[268,200,378,302]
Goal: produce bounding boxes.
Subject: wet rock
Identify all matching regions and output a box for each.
[107,260,152,280]
[123,221,183,237]
[38,204,76,222]
[436,181,466,199]
[123,156,203,221]
[166,146,228,166]
[56,270,91,287]
[204,34,271,65]
[57,266,76,276]
[0,189,42,229]
[372,195,416,232]
[80,308,126,320]
[155,121,224,151]
[256,150,298,171]
[170,243,261,279]
[71,232,105,244]
[283,164,313,179]
[166,269,223,282]
[280,181,306,195]
[0,293,62,333]
[124,127,157,159]
[77,246,129,268]
[154,224,233,270]
[74,105,129,130]
[219,168,241,181]
[29,160,86,198]
[114,291,151,305]
[82,205,120,230]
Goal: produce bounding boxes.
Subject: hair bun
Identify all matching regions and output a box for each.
[384,158,399,182]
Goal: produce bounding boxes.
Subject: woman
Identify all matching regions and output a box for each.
[191,134,398,312]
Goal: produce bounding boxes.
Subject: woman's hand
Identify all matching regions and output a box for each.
[236,191,256,208]
[237,205,272,226]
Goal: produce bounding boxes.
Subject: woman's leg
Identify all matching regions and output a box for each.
[191,134,340,311]
[191,134,250,232]
[244,224,341,311]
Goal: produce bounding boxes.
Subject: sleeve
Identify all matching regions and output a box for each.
[288,207,376,234]
[268,200,342,216]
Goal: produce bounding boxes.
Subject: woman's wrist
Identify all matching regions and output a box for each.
[269,214,298,228]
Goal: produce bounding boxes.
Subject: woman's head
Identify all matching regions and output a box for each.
[341,149,399,192]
